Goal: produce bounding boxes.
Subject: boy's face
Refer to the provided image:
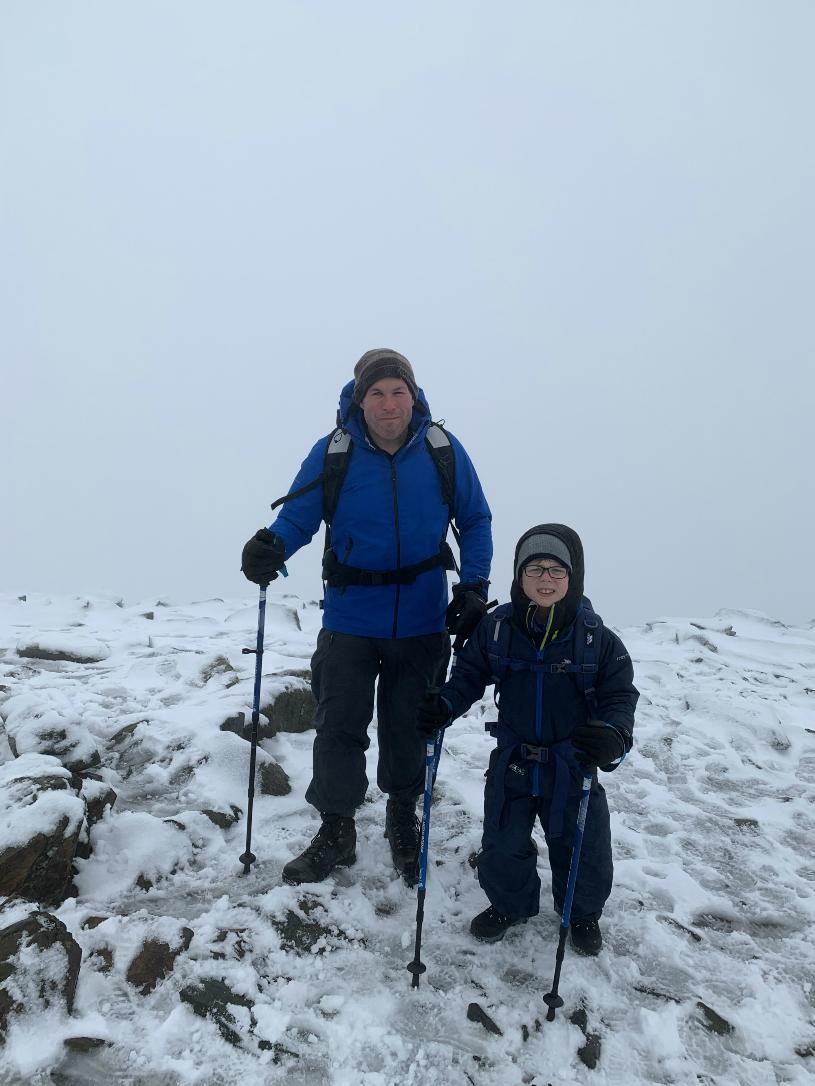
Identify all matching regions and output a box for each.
[521,560,570,608]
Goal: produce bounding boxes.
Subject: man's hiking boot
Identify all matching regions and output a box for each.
[570,917,602,956]
[470,905,527,943]
[282,816,356,885]
[384,797,420,885]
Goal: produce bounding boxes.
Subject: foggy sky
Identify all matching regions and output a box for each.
[2,1,813,627]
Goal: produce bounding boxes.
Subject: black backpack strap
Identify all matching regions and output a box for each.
[425,421,461,564]
[321,428,353,525]
[270,427,353,521]
[571,596,600,717]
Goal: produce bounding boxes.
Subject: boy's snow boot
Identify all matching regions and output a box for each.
[569,917,602,956]
[384,797,420,885]
[282,815,356,884]
[470,905,527,943]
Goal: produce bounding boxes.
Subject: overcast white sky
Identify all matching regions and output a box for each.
[2,1,813,627]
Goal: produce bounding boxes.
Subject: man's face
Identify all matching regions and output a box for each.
[360,378,414,447]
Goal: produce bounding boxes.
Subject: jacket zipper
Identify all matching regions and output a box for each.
[390,457,401,639]
[532,608,556,796]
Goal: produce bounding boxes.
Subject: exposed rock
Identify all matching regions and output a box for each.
[202,805,242,829]
[466,1002,502,1036]
[80,776,118,827]
[656,914,703,942]
[107,721,142,748]
[271,906,343,953]
[795,1041,815,1057]
[7,720,101,774]
[0,756,85,904]
[126,928,194,994]
[0,910,82,1034]
[219,711,275,743]
[570,1005,602,1069]
[81,916,110,930]
[211,929,249,961]
[86,947,114,974]
[259,761,291,797]
[63,1036,112,1053]
[15,636,110,663]
[2,692,102,773]
[180,977,254,1047]
[261,684,317,735]
[199,655,240,688]
[696,1000,734,1035]
[633,984,682,1003]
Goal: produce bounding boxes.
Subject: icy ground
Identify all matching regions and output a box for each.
[1,592,814,1086]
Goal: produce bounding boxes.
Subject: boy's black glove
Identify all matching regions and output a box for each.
[445,583,487,647]
[571,721,626,770]
[241,528,286,585]
[416,691,452,737]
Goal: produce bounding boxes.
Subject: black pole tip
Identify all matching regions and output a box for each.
[407,960,426,987]
[543,992,563,1021]
[239,851,256,870]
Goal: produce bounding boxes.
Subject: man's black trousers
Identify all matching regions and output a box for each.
[305,629,451,817]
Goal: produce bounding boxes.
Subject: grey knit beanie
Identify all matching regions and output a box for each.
[353,348,418,404]
[514,532,573,582]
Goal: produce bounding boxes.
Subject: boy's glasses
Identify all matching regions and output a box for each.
[523,564,569,581]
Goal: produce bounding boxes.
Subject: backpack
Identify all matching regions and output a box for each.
[271,421,460,582]
[486,597,601,717]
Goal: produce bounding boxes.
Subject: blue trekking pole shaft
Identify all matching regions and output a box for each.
[238,568,286,874]
[544,774,593,1021]
[407,730,443,988]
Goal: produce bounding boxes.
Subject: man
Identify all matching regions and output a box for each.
[240,349,492,884]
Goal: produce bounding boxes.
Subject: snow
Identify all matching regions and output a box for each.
[1,591,814,1084]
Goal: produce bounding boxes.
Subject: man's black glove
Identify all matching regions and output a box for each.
[241,528,286,586]
[445,583,488,648]
[416,690,452,737]
[571,721,626,770]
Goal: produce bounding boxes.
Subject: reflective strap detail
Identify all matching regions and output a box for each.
[425,423,448,449]
[327,429,352,455]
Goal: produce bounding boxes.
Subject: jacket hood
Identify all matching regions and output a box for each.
[338,378,432,444]
[510,522,585,636]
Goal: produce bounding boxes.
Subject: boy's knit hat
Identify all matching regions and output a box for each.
[514,531,573,581]
[353,349,418,404]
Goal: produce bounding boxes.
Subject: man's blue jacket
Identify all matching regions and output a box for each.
[269,380,492,639]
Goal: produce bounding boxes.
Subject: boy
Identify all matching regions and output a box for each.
[417,523,638,955]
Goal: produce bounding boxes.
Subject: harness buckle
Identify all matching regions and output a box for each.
[520,742,548,763]
[551,659,572,674]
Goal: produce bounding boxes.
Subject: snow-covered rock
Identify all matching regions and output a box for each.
[0,905,82,1035]
[0,754,85,904]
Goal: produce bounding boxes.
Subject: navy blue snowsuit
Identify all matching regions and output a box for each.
[441,594,637,921]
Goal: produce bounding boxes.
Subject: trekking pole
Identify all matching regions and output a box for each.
[543,774,593,1021]
[238,568,286,875]
[407,727,444,988]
